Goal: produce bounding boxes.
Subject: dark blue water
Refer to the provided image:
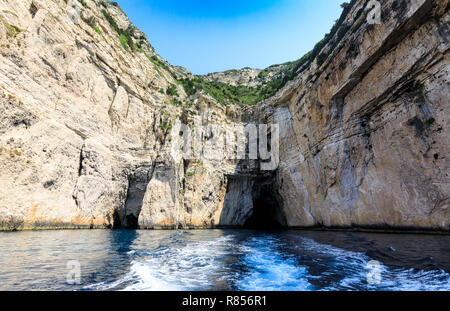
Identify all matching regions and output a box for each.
[0,230,449,291]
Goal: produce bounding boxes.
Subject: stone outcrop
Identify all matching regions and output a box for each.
[0,0,448,232]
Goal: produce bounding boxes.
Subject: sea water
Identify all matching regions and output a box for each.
[0,229,449,291]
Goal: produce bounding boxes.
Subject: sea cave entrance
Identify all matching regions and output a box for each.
[243,183,286,229]
[219,176,286,229]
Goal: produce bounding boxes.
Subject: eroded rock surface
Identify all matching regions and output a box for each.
[0,0,448,231]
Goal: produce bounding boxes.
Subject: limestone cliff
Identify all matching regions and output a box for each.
[0,0,448,232]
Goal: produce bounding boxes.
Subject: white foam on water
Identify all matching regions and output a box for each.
[236,237,313,291]
[369,266,450,291]
[297,237,450,291]
[85,233,450,291]
[86,235,237,291]
[121,260,184,291]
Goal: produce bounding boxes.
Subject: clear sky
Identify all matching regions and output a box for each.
[114,0,344,75]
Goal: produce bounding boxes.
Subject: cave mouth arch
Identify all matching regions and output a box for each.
[243,183,286,229]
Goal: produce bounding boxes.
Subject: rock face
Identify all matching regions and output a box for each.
[0,0,448,232]
[274,0,450,231]
[201,64,293,88]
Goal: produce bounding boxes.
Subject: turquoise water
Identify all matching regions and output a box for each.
[0,230,449,291]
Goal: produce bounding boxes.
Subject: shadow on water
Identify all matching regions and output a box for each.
[79,230,140,289]
[0,230,139,290]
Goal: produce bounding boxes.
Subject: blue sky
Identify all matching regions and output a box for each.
[115,0,344,74]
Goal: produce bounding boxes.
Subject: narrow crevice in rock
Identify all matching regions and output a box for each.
[113,163,156,229]
[71,144,85,213]
[77,144,85,177]
[29,2,38,18]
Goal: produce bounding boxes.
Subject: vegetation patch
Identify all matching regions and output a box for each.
[177,53,312,107]
[77,0,89,9]
[0,16,22,37]
[166,83,179,96]
[119,33,129,51]
[159,119,172,133]
[148,55,174,76]
[259,70,269,78]
[170,99,182,106]
[93,26,101,34]
[101,9,136,52]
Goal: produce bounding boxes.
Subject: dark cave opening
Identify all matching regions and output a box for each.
[244,185,286,229]
[113,206,140,230]
[112,167,153,230]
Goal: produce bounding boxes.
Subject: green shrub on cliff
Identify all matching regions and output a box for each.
[177,78,263,106]
[166,83,179,96]
[93,26,101,34]
[176,54,312,107]
[119,33,129,51]
[77,0,89,9]
[101,9,119,33]
[102,9,136,52]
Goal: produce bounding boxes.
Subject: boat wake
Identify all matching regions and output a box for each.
[84,232,450,291]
